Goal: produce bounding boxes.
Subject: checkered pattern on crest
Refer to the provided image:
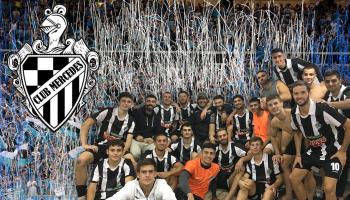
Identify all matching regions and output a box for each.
[22,56,84,129]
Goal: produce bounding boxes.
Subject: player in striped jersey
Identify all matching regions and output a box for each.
[170,123,201,164]
[75,92,136,199]
[271,48,323,86]
[237,137,283,200]
[87,140,135,200]
[227,95,253,148]
[143,133,183,189]
[323,70,350,199]
[289,80,350,200]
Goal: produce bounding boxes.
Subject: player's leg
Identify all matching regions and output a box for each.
[225,170,244,200]
[304,171,316,200]
[237,179,256,200]
[289,168,309,200]
[75,151,94,199]
[281,154,294,200]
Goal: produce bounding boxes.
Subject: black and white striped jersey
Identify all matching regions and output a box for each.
[92,107,135,142]
[179,103,197,123]
[170,137,201,164]
[323,85,350,118]
[91,158,135,199]
[214,142,246,170]
[273,58,323,86]
[158,105,179,124]
[144,149,178,172]
[233,110,254,141]
[246,153,280,184]
[291,100,347,160]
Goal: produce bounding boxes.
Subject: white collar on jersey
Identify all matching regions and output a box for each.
[329,85,347,99]
[152,149,169,161]
[275,59,292,72]
[112,107,129,120]
[104,158,124,171]
[295,99,316,116]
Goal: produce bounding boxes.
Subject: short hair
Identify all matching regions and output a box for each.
[256,69,268,75]
[233,94,244,102]
[250,136,263,145]
[145,94,157,100]
[216,128,227,135]
[178,90,189,97]
[303,65,317,72]
[162,91,172,96]
[324,69,341,79]
[271,48,284,54]
[213,95,225,101]
[291,80,310,92]
[249,97,260,104]
[107,139,125,149]
[180,122,192,132]
[118,92,134,101]
[136,158,157,172]
[202,142,217,151]
[266,95,281,102]
[153,133,168,141]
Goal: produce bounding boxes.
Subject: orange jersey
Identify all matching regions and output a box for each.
[184,157,220,199]
[253,111,270,142]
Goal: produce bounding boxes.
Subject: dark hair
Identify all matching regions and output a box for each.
[178,90,189,97]
[233,94,244,102]
[266,95,281,102]
[107,139,125,149]
[250,136,263,145]
[302,65,317,72]
[216,128,227,135]
[118,92,134,101]
[271,48,284,54]
[291,80,310,92]
[136,158,157,172]
[213,95,224,101]
[249,97,260,104]
[256,69,268,75]
[202,142,217,151]
[153,133,168,141]
[324,69,341,79]
[180,122,192,132]
[145,94,157,100]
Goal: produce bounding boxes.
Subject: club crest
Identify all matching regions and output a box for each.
[8,5,99,132]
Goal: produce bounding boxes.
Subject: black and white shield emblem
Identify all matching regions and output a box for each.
[21,55,87,131]
[8,5,99,132]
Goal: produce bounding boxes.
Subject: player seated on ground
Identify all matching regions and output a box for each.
[175,142,220,200]
[169,123,201,164]
[87,140,135,200]
[143,133,183,189]
[237,137,283,200]
[213,129,252,200]
[75,92,136,200]
[107,158,177,200]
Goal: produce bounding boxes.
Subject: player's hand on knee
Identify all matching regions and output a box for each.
[330,150,346,167]
[83,144,98,152]
[272,154,282,164]
[292,155,302,168]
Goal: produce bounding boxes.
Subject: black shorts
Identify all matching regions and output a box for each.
[295,154,343,179]
[217,170,232,190]
[284,138,296,155]
[86,143,108,164]
[248,182,266,199]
